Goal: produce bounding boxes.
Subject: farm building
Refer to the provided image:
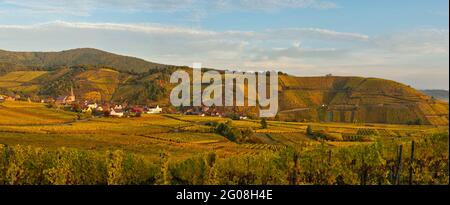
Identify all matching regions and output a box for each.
[110,108,124,117]
[0,95,15,102]
[147,105,162,114]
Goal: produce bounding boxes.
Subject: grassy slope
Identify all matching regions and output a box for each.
[0,101,77,125]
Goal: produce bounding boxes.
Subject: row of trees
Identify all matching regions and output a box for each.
[0,133,448,185]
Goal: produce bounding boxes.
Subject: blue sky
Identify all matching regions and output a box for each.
[0,0,448,89]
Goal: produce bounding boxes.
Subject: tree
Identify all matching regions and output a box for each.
[414,118,423,125]
[84,91,101,102]
[261,118,268,129]
[306,125,314,136]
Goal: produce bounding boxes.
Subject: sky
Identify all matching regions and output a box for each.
[0,0,448,89]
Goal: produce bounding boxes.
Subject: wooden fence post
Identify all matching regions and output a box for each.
[408,141,415,185]
[361,157,367,185]
[328,150,332,166]
[395,145,403,185]
[291,152,299,185]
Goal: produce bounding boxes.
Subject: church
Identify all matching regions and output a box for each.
[56,87,76,104]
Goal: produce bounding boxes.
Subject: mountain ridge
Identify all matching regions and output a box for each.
[420,89,449,102]
[0,48,169,74]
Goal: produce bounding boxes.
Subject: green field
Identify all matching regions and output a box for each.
[0,101,448,185]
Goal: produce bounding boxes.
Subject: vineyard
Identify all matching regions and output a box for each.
[0,133,447,185]
[0,101,448,185]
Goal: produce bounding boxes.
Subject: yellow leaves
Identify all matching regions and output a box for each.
[107,150,157,185]
[83,91,102,102]
[0,145,155,185]
[0,133,447,185]
[107,150,125,185]
[4,145,46,185]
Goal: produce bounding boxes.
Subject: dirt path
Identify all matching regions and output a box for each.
[278,108,310,114]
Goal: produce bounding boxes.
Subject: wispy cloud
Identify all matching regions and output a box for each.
[214,0,338,10]
[0,21,448,89]
[373,29,449,55]
[0,0,338,17]
[263,28,369,41]
[0,0,95,16]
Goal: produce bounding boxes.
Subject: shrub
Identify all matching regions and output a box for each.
[169,156,208,185]
[5,145,48,185]
[44,148,107,185]
[215,121,240,142]
[306,125,313,136]
[107,150,157,185]
[261,119,268,129]
[325,133,344,141]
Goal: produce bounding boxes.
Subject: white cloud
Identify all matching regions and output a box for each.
[0,0,196,16]
[0,0,338,17]
[214,0,338,10]
[373,29,449,55]
[0,21,368,42]
[263,28,369,41]
[0,21,448,89]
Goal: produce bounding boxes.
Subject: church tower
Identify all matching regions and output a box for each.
[67,86,76,103]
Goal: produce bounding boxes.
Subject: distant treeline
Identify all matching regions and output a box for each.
[0,133,448,185]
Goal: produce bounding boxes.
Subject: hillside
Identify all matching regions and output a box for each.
[0,48,448,126]
[421,90,449,102]
[277,75,449,125]
[0,48,169,74]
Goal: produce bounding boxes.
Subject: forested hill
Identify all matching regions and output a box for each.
[0,48,169,74]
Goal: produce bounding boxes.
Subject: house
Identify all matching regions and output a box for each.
[202,106,210,112]
[147,105,162,114]
[3,96,14,101]
[110,108,124,117]
[96,106,104,112]
[114,104,123,110]
[129,107,143,117]
[82,107,93,113]
[87,103,98,109]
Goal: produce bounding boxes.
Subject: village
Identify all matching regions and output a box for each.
[0,87,250,120]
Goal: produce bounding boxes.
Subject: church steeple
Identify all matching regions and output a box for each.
[70,86,74,97]
[67,86,76,103]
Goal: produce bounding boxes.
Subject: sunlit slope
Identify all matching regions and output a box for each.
[278,75,449,125]
[0,101,77,125]
[0,69,447,125]
[0,48,447,125]
[0,71,48,92]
